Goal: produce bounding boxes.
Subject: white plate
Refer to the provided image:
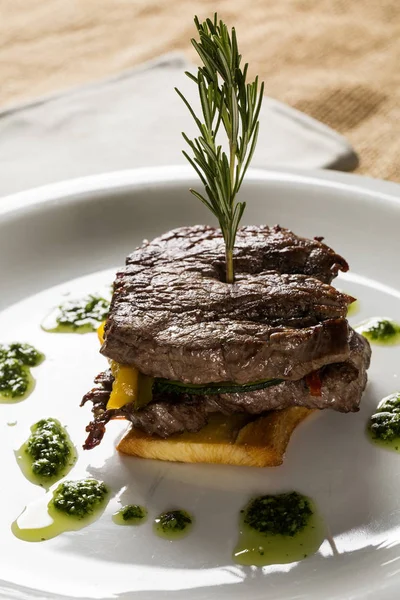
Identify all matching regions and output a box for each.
[1,166,400,600]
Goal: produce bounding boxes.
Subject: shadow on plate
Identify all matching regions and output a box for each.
[1,540,399,600]
[49,380,392,574]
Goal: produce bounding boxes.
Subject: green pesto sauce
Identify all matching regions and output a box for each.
[153,510,193,540]
[41,294,110,334]
[51,479,109,518]
[16,418,76,488]
[12,479,109,543]
[356,317,400,345]
[368,393,400,451]
[113,505,148,526]
[233,492,325,567]
[0,343,44,402]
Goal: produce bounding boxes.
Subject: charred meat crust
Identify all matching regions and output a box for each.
[82,330,371,447]
[124,225,349,283]
[101,225,352,384]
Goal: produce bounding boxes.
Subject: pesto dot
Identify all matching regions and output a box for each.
[120,505,147,522]
[369,393,400,442]
[51,479,109,519]
[243,492,313,537]
[154,510,193,539]
[113,504,148,526]
[0,343,43,401]
[356,317,400,345]
[3,343,43,366]
[52,295,109,332]
[26,418,74,479]
[0,359,30,398]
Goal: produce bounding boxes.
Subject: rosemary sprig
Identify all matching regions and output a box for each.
[176,14,264,283]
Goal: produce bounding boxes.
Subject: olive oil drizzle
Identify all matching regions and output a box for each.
[12,479,109,543]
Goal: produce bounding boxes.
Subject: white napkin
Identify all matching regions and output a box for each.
[0,53,358,197]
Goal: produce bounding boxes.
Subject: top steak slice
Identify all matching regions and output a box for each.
[124,225,349,284]
[102,225,353,383]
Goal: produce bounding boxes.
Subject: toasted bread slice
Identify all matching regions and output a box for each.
[117,407,314,467]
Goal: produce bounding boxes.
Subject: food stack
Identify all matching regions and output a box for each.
[82,224,371,466]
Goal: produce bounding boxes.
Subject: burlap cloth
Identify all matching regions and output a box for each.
[1,0,399,181]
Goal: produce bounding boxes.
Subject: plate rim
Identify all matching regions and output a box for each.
[1,165,400,221]
[1,165,400,600]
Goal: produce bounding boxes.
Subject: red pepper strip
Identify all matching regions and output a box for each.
[305,371,322,397]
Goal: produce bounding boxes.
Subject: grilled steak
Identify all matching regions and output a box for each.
[123,225,349,283]
[83,330,371,445]
[102,225,353,383]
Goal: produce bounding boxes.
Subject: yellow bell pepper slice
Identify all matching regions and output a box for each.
[107,361,139,410]
[98,320,149,410]
[97,321,106,345]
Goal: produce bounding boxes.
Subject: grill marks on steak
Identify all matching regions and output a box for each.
[82,330,371,445]
[124,225,349,283]
[104,318,351,385]
[101,225,353,384]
